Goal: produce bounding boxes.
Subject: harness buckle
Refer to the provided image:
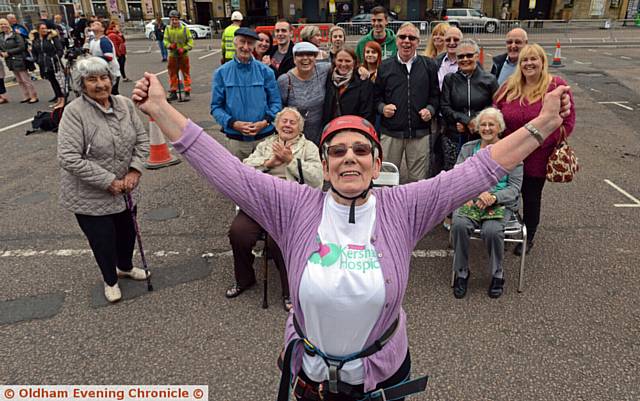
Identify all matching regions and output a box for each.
[370,389,387,401]
[327,360,341,394]
[303,339,317,356]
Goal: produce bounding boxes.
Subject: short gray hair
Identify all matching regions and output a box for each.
[300,25,321,42]
[457,39,479,54]
[473,107,506,134]
[72,57,114,92]
[398,22,419,37]
[275,107,305,134]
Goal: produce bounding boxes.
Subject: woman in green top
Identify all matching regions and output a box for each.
[451,107,523,299]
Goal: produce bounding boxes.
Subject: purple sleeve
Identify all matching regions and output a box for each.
[383,147,507,245]
[171,120,317,243]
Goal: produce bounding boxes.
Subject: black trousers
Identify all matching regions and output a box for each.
[43,70,63,98]
[75,208,136,286]
[117,55,127,79]
[296,351,412,401]
[520,175,546,241]
[111,77,120,95]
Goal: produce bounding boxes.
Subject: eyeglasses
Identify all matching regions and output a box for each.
[445,37,460,43]
[456,53,476,60]
[326,143,373,158]
[506,39,524,45]
[397,34,419,42]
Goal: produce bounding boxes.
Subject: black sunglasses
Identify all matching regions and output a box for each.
[456,53,476,60]
[326,143,372,158]
[397,34,419,42]
[445,37,460,43]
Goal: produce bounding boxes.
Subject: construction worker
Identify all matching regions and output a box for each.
[221,11,242,64]
[164,10,193,102]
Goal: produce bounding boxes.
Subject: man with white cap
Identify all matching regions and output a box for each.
[211,27,282,160]
[221,11,243,64]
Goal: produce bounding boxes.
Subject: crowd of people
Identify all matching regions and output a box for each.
[50,7,575,400]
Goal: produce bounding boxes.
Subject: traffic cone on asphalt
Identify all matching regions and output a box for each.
[551,40,564,68]
[144,118,181,170]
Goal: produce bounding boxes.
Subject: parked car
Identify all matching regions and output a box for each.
[444,8,500,33]
[145,18,211,40]
[347,12,401,35]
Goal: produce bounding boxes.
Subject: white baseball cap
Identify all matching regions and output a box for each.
[231,11,243,21]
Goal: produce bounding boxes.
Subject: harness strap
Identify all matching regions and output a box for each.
[364,376,428,401]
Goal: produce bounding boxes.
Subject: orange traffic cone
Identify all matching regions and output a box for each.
[551,40,564,68]
[479,46,485,67]
[144,118,181,169]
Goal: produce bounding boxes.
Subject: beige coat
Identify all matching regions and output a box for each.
[57,94,149,215]
[243,134,323,189]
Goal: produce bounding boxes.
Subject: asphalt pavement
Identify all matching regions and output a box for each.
[0,38,639,400]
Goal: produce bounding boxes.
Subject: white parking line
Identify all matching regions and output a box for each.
[0,117,34,133]
[598,101,633,111]
[620,56,632,60]
[198,50,221,60]
[604,179,640,208]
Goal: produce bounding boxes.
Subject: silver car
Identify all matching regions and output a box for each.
[145,18,211,40]
[445,8,500,33]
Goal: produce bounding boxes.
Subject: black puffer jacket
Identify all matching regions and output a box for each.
[30,29,63,75]
[321,73,374,126]
[374,55,440,138]
[268,43,295,78]
[0,32,28,72]
[440,67,499,137]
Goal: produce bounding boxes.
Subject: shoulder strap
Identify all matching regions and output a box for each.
[296,158,304,184]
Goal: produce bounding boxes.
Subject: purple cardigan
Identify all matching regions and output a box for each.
[495,76,576,177]
[172,120,507,392]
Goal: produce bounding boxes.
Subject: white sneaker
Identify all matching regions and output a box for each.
[104,283,122,303]
[117,267,150,280]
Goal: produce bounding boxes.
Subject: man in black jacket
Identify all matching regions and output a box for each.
[268,20,295,78]
[491,28,527,85]
[374,22,440,183]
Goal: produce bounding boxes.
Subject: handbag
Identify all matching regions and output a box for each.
[546,126,579,183]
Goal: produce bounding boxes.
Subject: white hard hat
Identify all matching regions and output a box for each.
[231,11,243,21]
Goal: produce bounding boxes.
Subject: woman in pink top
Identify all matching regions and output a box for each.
[494,44,576,255]
[132,72,572,400]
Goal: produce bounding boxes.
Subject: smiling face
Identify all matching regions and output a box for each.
[294,52,317,74]
[83,73,112,105]
[478,114,501,145]
[364,46,379,66]
[256,32,271,55]
[0,19,10,34]
[396,25,419,62]
[444,27,462,57]
[235,35,256,62]
[310,32,322,46]
[276,110,301,142]
[170,16,180,28]
[432,29,446,49]
[335,50,355,75]
[38,24,48,37]
[371,12,388,36]
[506,28,527,63]
[456,44,478,74]
[274,21,291,46]
[519,50,543,81]
[323,131,381,200]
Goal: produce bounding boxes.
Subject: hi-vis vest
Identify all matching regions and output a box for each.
[222,24,240,60]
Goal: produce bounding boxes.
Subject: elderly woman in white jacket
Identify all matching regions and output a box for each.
[57,57,149,303]
[227,107,323,311]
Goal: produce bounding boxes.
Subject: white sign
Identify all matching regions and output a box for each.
[589,0,605,16]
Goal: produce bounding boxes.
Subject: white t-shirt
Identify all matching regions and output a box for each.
[299,194,385,385]
[88,36,121,78]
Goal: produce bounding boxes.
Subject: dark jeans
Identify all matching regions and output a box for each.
[75,207,136,286]
[117,55,127,79]
[296,351,412,401]
[0,77,6,94]
[229,210,289,297]
[43,70,63,98]
[520,175,546,241]
[111,76,120,95]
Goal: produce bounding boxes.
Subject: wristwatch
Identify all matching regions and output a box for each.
[524,123,544,145]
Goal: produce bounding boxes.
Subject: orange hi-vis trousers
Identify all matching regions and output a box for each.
[167,54,191,93]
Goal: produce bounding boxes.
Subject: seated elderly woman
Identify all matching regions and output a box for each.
[57,57,149,303]
[451,108,523,300]
[132,72,571,400]
[226,107,323,312]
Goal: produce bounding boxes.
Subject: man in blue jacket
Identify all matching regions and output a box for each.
[211,27,282,160]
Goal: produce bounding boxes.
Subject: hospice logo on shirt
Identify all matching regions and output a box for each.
[309,241,380,272]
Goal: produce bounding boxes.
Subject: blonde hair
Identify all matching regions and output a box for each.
[424,22,449,58]
[494,44,552,105]
[300,25,321,42]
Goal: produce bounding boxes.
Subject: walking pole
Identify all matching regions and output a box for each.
[124,192,153,292]
[176,50,183,103]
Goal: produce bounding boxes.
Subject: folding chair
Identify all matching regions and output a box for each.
[450,213,528,292]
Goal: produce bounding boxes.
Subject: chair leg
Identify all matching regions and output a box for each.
[518,226,527,293]
[262,237,269,309]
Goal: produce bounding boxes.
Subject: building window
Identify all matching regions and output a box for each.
[92,1,109,17]
[127,1,143,19]
[0,0,11,13]
[162,1,177,16]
